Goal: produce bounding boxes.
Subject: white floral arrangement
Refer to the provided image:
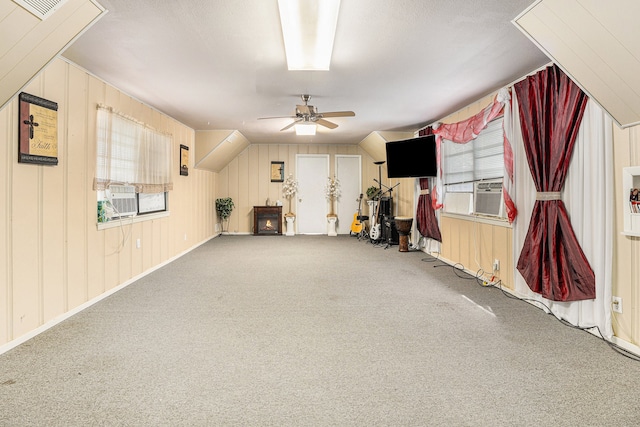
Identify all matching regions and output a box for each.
[325,176,341,200]
[282,174,298,199]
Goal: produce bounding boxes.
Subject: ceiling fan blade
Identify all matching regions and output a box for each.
[258,115,297,120]
[319,111,355,118]
[315,118,338,129]
[280,119,302,131]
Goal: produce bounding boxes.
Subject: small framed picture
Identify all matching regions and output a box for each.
[271,161,284,182]
[180,144,189,176]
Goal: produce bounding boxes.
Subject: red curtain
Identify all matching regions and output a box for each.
[417,178,442,242]
[514,64,595,301]
[416,127,442,242]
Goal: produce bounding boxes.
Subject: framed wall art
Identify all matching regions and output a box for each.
[180,144,189,176]
[271,161,284,182]
[18,92,59,165]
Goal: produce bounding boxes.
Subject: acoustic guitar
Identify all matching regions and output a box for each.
[350,194,364,235]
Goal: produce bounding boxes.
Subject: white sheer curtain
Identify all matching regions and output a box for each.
[94,105,173,193]
[509,94,614,338]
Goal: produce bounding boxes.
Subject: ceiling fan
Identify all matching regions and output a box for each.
[259,95,355,131]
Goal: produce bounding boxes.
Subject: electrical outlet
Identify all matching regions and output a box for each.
[612,296,622,313]
[493,259,500,271]
[184,233,187,241]
[136,238,141,249]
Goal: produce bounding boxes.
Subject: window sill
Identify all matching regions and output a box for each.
[96,211,170,230]
[441,212,511,228]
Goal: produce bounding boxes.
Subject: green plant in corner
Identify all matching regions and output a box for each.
[366,185,380,200]
[215,197,234,233]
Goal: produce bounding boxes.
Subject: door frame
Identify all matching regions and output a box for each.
[295,154,330,234]
[335,155,362,234]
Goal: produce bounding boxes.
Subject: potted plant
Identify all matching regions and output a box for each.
[215,197,234,233]
[366,185,380,200]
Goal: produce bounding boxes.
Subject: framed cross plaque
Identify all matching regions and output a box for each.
[18,92,58,165]
[271,161,284,182]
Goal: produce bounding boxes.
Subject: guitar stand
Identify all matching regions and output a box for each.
[355,215,369,241]
[357,227,369,241]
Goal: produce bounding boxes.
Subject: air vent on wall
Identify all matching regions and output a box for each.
[12,0,68,20]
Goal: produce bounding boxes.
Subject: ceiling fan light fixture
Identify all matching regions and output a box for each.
[295,122,317,135]
[277,0,341,71]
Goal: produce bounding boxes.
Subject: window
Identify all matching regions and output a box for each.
[442,118,504,216]
[95,105,173,221]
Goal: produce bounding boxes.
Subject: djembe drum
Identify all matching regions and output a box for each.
[394,216,413,252]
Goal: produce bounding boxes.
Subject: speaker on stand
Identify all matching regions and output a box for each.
[382,216,399,246]
[379,197,391,216]
[378,197,398,246]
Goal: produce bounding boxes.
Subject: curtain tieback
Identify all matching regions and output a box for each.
[420,189,430,195]
[536,191,562,201]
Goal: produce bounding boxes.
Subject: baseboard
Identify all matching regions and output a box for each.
[0,234,217,356]
[611,335,640,357]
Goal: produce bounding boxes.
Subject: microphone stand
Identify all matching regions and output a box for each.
[373,180,400,199]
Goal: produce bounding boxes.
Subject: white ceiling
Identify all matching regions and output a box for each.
[62,0,549,145]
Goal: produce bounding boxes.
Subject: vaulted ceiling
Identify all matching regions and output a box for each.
[61,0,549,147]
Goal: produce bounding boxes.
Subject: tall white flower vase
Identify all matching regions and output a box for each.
[285,215,295,236]
[327,215,338,237]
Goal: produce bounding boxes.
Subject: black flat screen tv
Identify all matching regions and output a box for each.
[385,135,437,178]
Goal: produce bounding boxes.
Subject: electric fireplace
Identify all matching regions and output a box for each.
[253,206,282,235]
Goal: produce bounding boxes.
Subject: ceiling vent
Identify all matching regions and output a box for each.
[12,0,68,20]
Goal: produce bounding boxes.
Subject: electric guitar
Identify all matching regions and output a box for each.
[370,197,381,241]
[350,194,364,235]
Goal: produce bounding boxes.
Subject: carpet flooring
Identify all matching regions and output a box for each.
[1,235,639,426]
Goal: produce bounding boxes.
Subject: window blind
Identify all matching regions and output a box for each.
[94,105,173,193]
[442,118,504,192]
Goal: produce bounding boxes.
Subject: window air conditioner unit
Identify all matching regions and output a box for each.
[106,185,137,218]
[474,180,505,218]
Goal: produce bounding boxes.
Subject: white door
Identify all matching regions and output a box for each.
[296,154,329,234]
[335,155,362,234]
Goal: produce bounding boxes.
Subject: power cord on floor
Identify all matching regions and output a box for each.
[430,258,640,362]
[420,252,440,263]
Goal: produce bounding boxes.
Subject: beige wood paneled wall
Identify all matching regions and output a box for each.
[612,124,640,346]
[440,215,514,289]
[0,58,217,348]
[216,143,417,234]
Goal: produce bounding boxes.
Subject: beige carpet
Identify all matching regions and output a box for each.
[0,235,639,426]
